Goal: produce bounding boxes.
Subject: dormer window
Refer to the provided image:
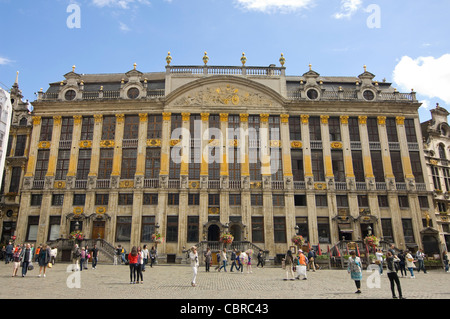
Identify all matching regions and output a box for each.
[127,87,140,99]
[363,90,375,101]
[306,88,319,100]
[64,89,76,101]
[439,144,447,159]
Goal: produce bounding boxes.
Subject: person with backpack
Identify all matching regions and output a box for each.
[347,251,362,294]
[308,248,317,272]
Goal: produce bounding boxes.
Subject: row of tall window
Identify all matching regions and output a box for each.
[30,115,423,185]
[24,212,422,245]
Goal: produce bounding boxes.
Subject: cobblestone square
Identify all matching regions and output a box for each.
[0,262,448,300]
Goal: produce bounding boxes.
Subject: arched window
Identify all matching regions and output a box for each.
[439,144,447,159]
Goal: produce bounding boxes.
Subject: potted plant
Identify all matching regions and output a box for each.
[152,233,163,244]
[219,233,234,245]
[291,235,305,247]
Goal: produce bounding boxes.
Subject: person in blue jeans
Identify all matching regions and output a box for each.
[20,244,33,277]
[230,249,240,272]
[219,248,228,272]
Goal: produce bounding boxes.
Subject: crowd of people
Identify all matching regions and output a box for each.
[1,241,58,278]
[2,239,450,299]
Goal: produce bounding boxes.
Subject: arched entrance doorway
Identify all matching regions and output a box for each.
[208,224,220,241]
[229,224,242,242]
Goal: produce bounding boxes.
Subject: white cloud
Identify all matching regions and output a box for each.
[393,54,450,104]
[234,0,316,13]
[334,0,362,19]
[0,57,12,65]
[92,0,150,9]
[119,21,131,32]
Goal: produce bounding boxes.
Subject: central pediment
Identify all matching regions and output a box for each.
[165,76,285,110]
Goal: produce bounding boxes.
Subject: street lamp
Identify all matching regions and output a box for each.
[294,225,299,235]
[367,225,372,236]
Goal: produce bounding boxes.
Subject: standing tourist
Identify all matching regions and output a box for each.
[375,248,384,275]
[142,245,149,272]
[219,248,228,272]
[405,250,416,279]
[397,250,407,277]
[416,249,427,274]
[91,244,99,269]
[11,247,21,277]
[295,250,307,280]
[150,246,156,267]
[386,251,404,299]
[283,250,295,281]
[5,241,13,264]
[20,244,33,277]
[72,244,80,271]
[50,246,58,265]
[38,244,51,278]
[128,246,138,284]
[136,247,144,284]
[84,245,90,270]
[204,247,212,272]
[215,251,221,271]
[443,251,449,273]
[347,251,362,294]
[190,246,199,287]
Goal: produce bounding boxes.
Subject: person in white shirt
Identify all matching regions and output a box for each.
[375,249,384,275]
[142,245,149,272]
[189,246,199,287]
[50,247,58,265]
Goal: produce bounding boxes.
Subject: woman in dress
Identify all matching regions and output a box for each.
[38,244,51,277]
[190,246,199,287]
[347,250,362,294]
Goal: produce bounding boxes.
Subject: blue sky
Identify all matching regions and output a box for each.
[0,0,449,122]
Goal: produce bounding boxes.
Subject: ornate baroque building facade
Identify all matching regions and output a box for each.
[422,103,450,253]
[3,53,441,261]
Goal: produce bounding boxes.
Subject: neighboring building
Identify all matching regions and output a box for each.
[422,103,450,254]
[0,74,32,243]
[9,54,440,262]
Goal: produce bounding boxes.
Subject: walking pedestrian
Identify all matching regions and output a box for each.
[79,247,86,272]
[215,251,221,271]
[20,244,33,277]
[34,244,41,263]
[230,249,239,272]
[308,248,316,272]
[91,244,99,269]
[204,247,212,272]
[386,251,404,299]
[128,246,138,284]
[295,249,307,280]
[398,250,407,277]
[257,250,264,268]
[283,249,295,281]
[190,246,199,287]
[416,249,427,274]
[347,251,362,294]
[38,244,51,277]
[246,250,253,274]
[443,251,449,273]
[238,251,246,273]
[405,250,416,279]
[219,248,228,272]
[12,247,21,277]
[136,247,144,284]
